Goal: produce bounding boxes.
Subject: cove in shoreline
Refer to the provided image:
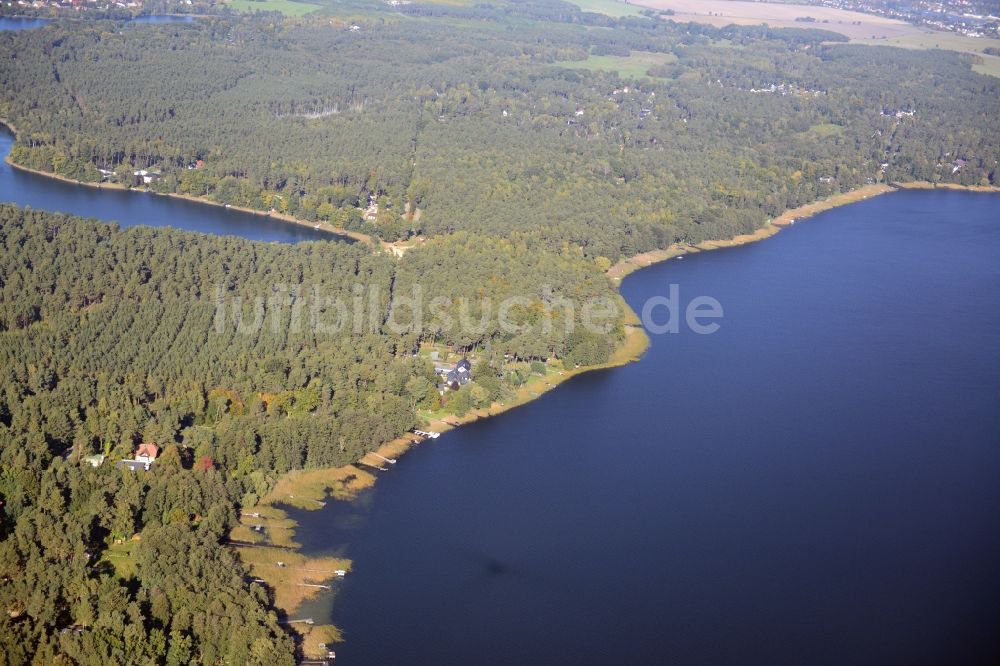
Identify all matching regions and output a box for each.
[3,154,370,244]
[0,120,369,245]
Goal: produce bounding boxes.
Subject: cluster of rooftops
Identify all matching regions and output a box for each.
[433,357,472,390]
[82,444,160,471]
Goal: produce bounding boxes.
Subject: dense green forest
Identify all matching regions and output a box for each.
[1,2,998,662]
[0,204,619,663]
[1,8,997,258]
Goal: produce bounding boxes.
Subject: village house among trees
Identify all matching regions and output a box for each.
[435,358,473,390]
[115,442,159,472]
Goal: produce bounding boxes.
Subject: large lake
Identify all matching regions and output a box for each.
[286,189,1000,664]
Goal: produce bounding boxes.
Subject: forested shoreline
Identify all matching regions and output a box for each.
[1,9,996,258]
[0,203,621,662]
[0,139,371,245]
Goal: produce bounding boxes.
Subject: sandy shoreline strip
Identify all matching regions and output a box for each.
[607,181,999,282]
[606,183,897,281]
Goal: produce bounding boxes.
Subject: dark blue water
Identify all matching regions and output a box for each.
[290,190,1000,664]
[130,15,195,24]
[0,129,342,243]
[0,15,193,31]
[0,17,49,30]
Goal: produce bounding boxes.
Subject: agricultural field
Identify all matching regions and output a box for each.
[225,0,321,15]
[852,30,1000,78]
[630,0,917,40]
[568,0,645,18]
[554,50,678,79]
[619,0,1000,79]
[416,0,476,5]
[226,0,474,17]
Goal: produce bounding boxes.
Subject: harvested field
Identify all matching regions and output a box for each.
[631,0,917,40]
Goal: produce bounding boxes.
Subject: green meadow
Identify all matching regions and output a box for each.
[226,0,322,16]
[555,50,678,79]
[568,0,645,17]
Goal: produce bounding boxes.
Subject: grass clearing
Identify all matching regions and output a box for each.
[554,50,678,79]
[568,0,644,18]
[972,58,1000,79]
[808,123,844,137]
[225,0,321,16]
[609,324,650,365]
[101,539,138,579]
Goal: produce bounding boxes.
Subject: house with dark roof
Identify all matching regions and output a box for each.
[447,359,472,388]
